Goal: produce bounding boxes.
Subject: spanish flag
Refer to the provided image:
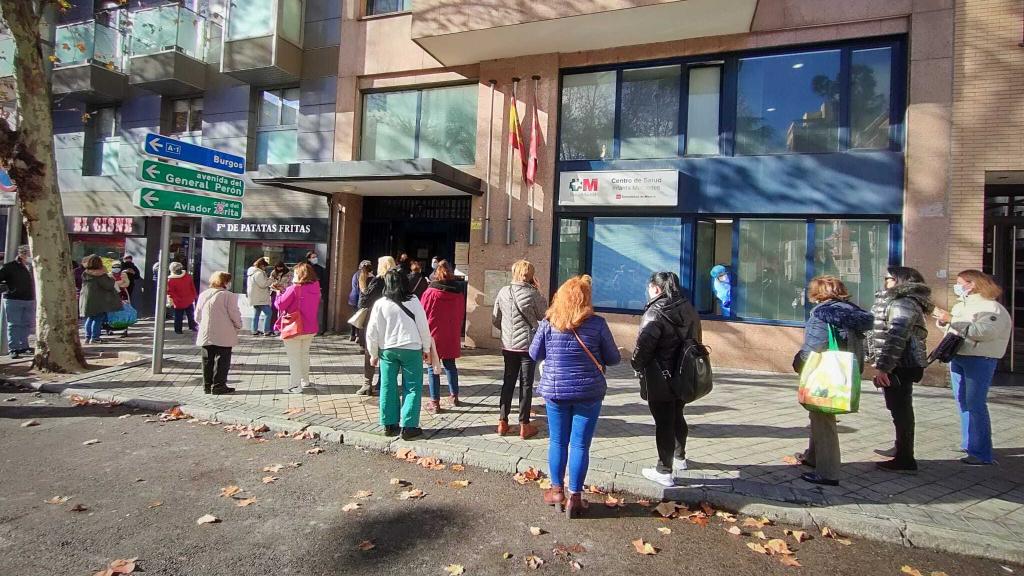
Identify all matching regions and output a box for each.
[508,98,528,182]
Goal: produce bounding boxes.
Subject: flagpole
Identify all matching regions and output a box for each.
[506,77,520,246]
[484,79,496,245]
[528,75,540,246]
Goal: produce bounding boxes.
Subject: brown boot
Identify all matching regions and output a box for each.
[519,421,538,440]
[564,492,589,519]
[448,394,460,407]
[425,399,441,414]
[543,486,564,506]
[497,419,510,435]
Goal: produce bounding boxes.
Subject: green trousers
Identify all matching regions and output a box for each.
[379,348,423,428]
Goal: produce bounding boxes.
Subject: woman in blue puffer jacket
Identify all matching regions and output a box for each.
[530,275,620,519]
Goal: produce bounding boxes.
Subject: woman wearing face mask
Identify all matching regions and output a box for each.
[246,258,273,336]
[276,263,322,394]
[867,266,933,472]
[932,270,1011,466]
[631,271,702,487]
[195,272,242,395]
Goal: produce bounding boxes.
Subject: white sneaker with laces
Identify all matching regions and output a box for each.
[642,467,675,487]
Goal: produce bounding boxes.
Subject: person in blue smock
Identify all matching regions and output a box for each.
[710,264,732,317]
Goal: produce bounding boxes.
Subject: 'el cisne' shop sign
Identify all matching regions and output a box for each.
[557,170,678,206]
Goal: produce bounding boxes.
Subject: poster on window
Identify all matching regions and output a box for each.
[558,170,678,207]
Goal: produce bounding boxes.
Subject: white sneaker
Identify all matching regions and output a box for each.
[284,386,304,394]
[673,458,688,472]
[300,379,318,391]
[642,467,675,487]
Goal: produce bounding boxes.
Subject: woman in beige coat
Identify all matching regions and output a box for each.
[196,271,242,395]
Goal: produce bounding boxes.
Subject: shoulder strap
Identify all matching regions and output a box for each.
[572,328,605,374]
[396,300,416,321]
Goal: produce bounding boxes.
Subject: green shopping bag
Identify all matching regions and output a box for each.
[797,325,860,414]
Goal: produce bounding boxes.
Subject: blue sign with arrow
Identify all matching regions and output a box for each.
[142,133,246,175]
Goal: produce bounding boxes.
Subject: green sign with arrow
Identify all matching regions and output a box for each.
[134,187,243,220]
[138,159,245,198]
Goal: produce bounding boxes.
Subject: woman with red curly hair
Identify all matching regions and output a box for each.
[529,275,620,518]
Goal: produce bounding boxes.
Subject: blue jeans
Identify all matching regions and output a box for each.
[950,355,999,463]
[546,398,602,493]
[428,358,459,401]
[84,313,106,340]
[3,298,33,351]
[251,305,271,333]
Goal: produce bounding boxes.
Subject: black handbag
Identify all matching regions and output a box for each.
[927,330,965,364]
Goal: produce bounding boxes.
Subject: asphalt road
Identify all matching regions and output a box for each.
[0,382,1017,576]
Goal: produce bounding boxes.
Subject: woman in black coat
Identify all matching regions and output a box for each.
[630,271,702,488]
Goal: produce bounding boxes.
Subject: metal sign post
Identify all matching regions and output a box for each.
[151,214,172,374]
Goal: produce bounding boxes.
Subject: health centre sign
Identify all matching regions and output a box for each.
[558,170,678,206]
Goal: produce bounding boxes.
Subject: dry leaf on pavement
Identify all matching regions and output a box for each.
[341,502,360,512]
[83,439,100,446]
[931,572,950,576]
[306,447,324,455]
[390,478,411,487]
[570,559,582,572]
[219,485,242,498]
[752,531,767,540]
[396,448,417,461]
[282,407,303,417]
[637,498,652,507]
[747,542,769,555]
[529,526,544,536]
[699,502,715,516]
[725,526,744,536]
[451,464,466,472]
[821,526,852,545]
[525,555,544,569]
[262,476,279,484]
[632,538,658,555]
[92,557,138,576]
[196,514,220,525]
[779,556,802,567]
[513,467,544,485]
[654,501,681,518]
[716,510,737,522]
[147,501,162,509]
[784,529,810,543]
[353,490,373,499]
[586,485,606,495]
[742,517,767,529]
[291,430,317,440]
[765,539,794,555]
[449,480,470,489]
[689,514,709,528]
[235,498,257,507]
[357,540,375,551]
[45,496,71,505]
[657,527,672,535]
[536,478,552,490]
[782,455,801,465]
[502,552,512,560]
[70,503,89,512]
[604,495,625,508]
[20,420,39,427]
[398,489,426,500]
[443,564,465,575]
[901,567,924,576]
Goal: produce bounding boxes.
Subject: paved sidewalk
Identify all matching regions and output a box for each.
[4,323,1024,563]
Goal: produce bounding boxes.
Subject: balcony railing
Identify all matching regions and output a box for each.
[54,21,127,72]
[129,5,215,62]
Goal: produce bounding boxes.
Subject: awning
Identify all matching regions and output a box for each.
[251,158,483,198]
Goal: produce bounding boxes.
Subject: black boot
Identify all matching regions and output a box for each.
[203,383,212,394]
[400,427,423,440]
[211,384,235,395]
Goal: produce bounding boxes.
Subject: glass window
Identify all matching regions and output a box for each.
[256,130,298,165]
[557,219,587,287]
[736,50,840,155]
[814,219,888,310]
[256,88,299,165]
[280,0,303,45]
[592,217,682,311]
[850,47,892,150]
[559,71,615,161]
[71,237,125,269]
[233,242,313,294]
[418,84,478,165]
[87,107,120,176]
[361,90,418,160]
[737,220,807,321]
[227,0,274,40]
[694,220,735,315]
[620,65,680,159]
[686,66,721,155]
[258,88,299,127]
[171,98,203,134]
[367,0,412,16]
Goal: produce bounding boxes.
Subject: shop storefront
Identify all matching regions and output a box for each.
[67,216,148,268]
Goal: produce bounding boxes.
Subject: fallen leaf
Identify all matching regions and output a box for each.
[689,514,709,528]
[196,514,219,525]
[654,501,680,518]
[20,420,39,427]
[83,439,100,446]
[398,489,426,500]
[451,464,466,472]
[784,529,810,543]
[536,477,552,490]
[306,447,324,455]
[901,567,924,576]
[262,476,279,484]
[147,501,162,509]
[725,526,744,536]
[604,495,625,508]
[765,539,794,555]
[779,556,802,567]
[219,485,242,498]
[821,526,851,545]
[585,485,606,495]
[287,462,302,468]
[700,501,715,516]
[418,456,443,469]
[274,431,289,439]
[529,526,544,536]
[353,490,373,499]
[632,538,658,555]
[657,527,672,535]
[782,455,801,465]
[291,430,316,440]
[235,498,257,507]
[396,448,417,461]
[525,554,544,569]
[94,557,137,575]
[716,510,737,522]
[70,503,89,512]
[502,552,513,560]
[570,560,582,572]
[747,542,768,555]
[752,530,767,540]
[637,498,652,506]
[341,502,360,512]
[356,539,375,551]
[514,467,544,485]
[443,564,465,576]
[45,496,71,504]
[742,517,767,529]
[553,543,586,556]
[282,407,303,417]
[930,572,950,576]
[449,480,470,489]
[159,406,189,421]
[390,478,411,487]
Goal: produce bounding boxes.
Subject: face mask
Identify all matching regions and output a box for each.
[112,268,121,274]
[309,257,319,265]
[953,284,969,298]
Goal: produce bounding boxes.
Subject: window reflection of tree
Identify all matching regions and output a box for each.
[850,61,889,149]
[620,67,679,158]
[559,76,615,161]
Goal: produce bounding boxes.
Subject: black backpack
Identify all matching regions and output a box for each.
[659,311,714,403]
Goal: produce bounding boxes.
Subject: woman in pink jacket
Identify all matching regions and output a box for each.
[275,262,322,394]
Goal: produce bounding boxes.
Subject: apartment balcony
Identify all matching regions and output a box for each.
[221,0,303,84]
[51,21,129,104]
[411,0,759,66]
[128,5,222,96]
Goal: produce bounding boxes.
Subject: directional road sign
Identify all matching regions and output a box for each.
[135,187,243,220]
[139,160,245,198]
[142,133,245,175]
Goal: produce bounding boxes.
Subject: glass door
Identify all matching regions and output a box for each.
[987,220,1023,374]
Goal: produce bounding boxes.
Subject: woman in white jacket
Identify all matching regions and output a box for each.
[365,268,432,441]
[246,257,272,335]
[932,269,1012,466]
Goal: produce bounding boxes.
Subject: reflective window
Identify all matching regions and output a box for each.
[850,48,892,149]
[171,98,203,135]
[736,50,841,154]
[256,131,298,165]
[361,85,478,165]
[361,90,417,161]
[0,38,13,77]
[367,0,412,16]
[620,66,680,159]
[233,242,313,295]
[559,71,616,161]
[557,219,587,287]
[695,219,734,315]
[227,0,274,40]
[258,88,299,127]
[256,88,299,165]
[737,220,807,321]
[280,0,304,46]
[591,217,682,311]
[686,66,721,155]
[814,219,888,309]
[87,107,120,176]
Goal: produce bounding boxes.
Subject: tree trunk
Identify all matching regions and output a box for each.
[0,1,86,372]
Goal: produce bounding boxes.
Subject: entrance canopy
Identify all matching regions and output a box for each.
[251,159,483,198]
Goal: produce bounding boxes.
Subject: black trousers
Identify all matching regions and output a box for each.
[883,367,923,464]
[202,345,232,386]
[648,399,688,472]
[499,350,536,423]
